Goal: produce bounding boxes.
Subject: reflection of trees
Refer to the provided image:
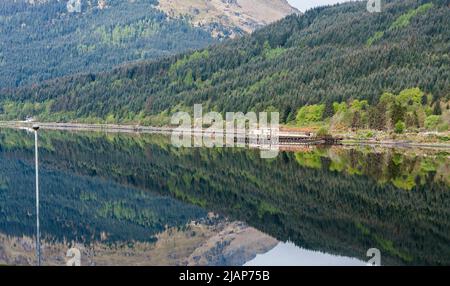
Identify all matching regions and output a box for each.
[364,152,384,181]
[294,147,448,191]
[1,129,449,265]
[0,131,206,244]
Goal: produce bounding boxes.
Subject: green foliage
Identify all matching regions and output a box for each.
[316,126,330,137]
[313,87,448,132]
[391,102,406,127]
[296,105,325,126]
[367,31,384,46]
[380,92,396,104]
[395,121,406,134]
[333,102,348,113]
[425,115,441,130]
[263,41,287,59]
[438,123,449,132]
[295,152,322,169]
[397,88,424,106]
[350,100,369,111]
[169,50,210,76]
[390,3,434,30]
[366,131,375,138]
[101,18,161,45]
[368,3,434,46]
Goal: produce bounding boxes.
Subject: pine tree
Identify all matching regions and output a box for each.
[322,101,334,120]
[368,103,386,130]
[391,103,406,127]
[351,111,362,130]
[433,102,442,115]
[421,95,428,105]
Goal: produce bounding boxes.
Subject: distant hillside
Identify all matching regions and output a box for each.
[0,0,449,126]
[0,0,215,88]
[0,0,297,88]
[156,0,299,38]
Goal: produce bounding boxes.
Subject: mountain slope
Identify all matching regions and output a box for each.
[156,0,299,38]
[0,0,296,88]
[0,0,214,88]
[1,0,449,125]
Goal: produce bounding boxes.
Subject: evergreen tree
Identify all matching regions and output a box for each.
[322,101,335,120]
[368,103,387,130]
[433,102,442,115]
[351,111,362,130]
[421,95,428,105]
[391,103,406,127]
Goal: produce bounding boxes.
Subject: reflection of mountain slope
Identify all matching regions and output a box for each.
[186,221,277,266]
[0,220,277,266]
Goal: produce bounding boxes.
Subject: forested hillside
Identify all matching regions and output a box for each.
[0,0,215,88]
[1,0,449,127]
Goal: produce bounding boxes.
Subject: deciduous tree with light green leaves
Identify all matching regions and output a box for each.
[395,121,406,134]
[296,104,325,126]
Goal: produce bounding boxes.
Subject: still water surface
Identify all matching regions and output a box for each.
[0,128,449,265]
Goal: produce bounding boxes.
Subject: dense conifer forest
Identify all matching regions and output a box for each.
[0,0,448,132]
[0,0,215,88]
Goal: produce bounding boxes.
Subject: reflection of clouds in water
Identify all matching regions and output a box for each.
[245,241,366,266]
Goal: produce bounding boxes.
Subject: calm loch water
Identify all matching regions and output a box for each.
[0,128,449,266]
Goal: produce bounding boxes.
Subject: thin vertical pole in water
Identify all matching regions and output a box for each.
[34,127,41,266]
